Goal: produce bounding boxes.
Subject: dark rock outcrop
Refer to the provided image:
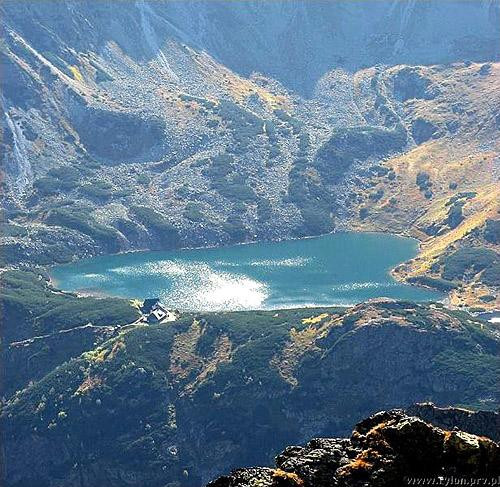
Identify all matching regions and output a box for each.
[407,403,500,442]
[208,407,500,487]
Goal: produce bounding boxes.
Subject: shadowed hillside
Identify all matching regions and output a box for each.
[1,272,499,486]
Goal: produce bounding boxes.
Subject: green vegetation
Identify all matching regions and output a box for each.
[482,262,500,286]
[215,100,263,153]
[479,294,496,303]
[79,180,115,199]
[45,206,121,252]
[203,153,257,203]
[298,133,309,154]
[407,275,458,292]
[130,206,179,248]
[2,296,499,487]
[433,350,500,403]
[114,218,142,240]
[0,270,139,341]
[369,165,390,177]
[273,109,303,134]
[369,189,384,201]
[416,171,431,191]
[0,222,28,237]
[443,193,477,229]
[300,204,332,235]
[441,247,499,282]
[256,198,272,223]
[222,216,247,241]
[136,174,151,186]
[34,166,82,196]
[315,125,407,184]
[203,153,234,179]
[183,203,205,222]
[1,269,140,395]
[483,219,500,244]
[359,207,369,219]
[286,156,334,235]
[446,201,464,229]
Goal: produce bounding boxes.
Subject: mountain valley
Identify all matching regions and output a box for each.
[1,1,500,486]
[1,0,499,308]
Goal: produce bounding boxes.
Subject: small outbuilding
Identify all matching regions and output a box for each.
[147,305,169,323]
[142,298,160,314]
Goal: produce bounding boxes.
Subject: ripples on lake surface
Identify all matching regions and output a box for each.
[51,233,443,310]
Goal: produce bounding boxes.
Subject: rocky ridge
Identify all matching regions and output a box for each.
[207,406,500,487]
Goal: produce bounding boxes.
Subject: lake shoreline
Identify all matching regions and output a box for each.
[49,228,421,270]
[49,232,444,311]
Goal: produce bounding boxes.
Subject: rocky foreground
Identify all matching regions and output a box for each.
[208,407,500,487]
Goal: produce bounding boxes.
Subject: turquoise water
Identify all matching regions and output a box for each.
[51,233,443,311]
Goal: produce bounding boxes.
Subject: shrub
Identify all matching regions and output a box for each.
[137,174,151,185]
[218,183,256,202]
[130,206,179,249]
[115,219,142,239]
[0,222,28,237]
[183,203,205,222]
[257,199,272,222]
[298,133,310,152]
[483,219,500,244]
[315,125,407,184]
[441,247,498,281]
[482,262,500,286]
[274,109,303,134]
[222,217,247,241]
[45,206,120,252]
[203,154,234,178]
[300,205,332,236]
[215,101,263,151]
[34,177,62,196]
[79,180,114,199]
[416,171,431,190]
[407,276,458,292]
[446,202,464,229]
[479,294,496,303]
[369,189,384,201]
[0,270,139,341]
[34,166,82,196]
[369,165,389,177]
[269,145,280,159]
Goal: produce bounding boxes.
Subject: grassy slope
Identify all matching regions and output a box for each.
[349,62,500,310]
[0,269,141,396]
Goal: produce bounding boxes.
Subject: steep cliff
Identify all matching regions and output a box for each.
[208,407,499,487]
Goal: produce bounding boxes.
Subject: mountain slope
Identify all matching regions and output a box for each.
[345,62,500,309]
[2,294,499,486]
[4,0,499,96]
[1,1,499,308]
